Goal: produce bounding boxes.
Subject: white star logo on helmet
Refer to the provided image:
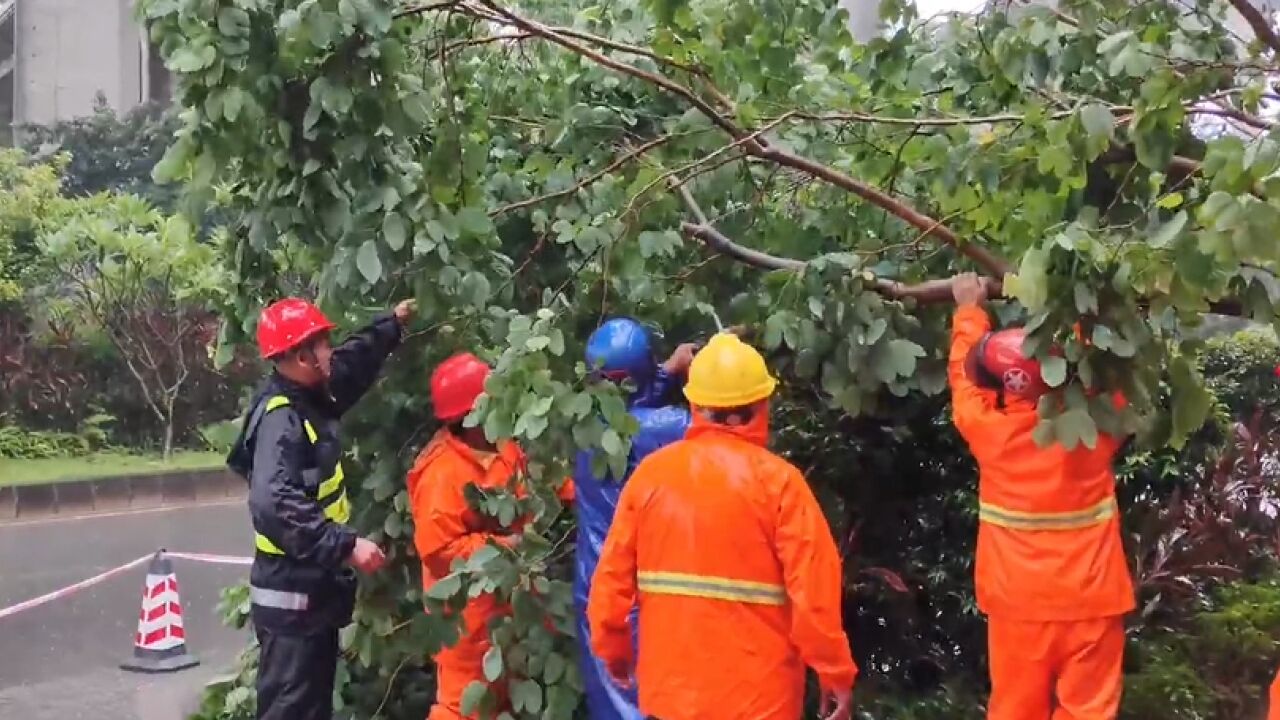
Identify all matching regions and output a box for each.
[1002,367,1032,393]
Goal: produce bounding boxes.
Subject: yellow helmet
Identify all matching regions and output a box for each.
[683,333,778,408]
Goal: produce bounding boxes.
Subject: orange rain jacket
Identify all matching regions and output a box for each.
[406,430,573,720]
[1269,668,1279,720]
[588,407,857,720]
[949,305,1135,621]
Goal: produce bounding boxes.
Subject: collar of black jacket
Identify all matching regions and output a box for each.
[265,370,336,416]
[226,372,335,478]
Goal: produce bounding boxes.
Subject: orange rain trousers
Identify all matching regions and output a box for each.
[1269,667,1280,720]
[950,306,1136,719]
[588,406,857,720]
[987,616,1124,720]
[406,430,571,720]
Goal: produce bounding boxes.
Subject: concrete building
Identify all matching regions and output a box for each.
[0,0,170,144]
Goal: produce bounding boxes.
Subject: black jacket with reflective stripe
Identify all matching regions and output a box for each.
[227,312,401,633]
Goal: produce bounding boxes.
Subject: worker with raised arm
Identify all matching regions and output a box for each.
[574,317,696,720]
[227,296,415,720]
[407,352,574,720]
[948,273,1134,720]
[588,332,857,720]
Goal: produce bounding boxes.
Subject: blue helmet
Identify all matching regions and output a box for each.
[586,318,654,380]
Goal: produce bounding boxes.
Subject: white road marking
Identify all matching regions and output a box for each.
[0,498,243,530]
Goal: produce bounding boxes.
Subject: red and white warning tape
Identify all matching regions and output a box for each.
[0,550,252,621]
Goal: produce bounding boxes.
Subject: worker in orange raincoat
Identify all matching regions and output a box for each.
[588,332,858,720]
[405,352,572,720]
[948,273,1135,720]
[1270,670,1280,720]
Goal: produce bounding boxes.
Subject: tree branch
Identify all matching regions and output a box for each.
[673,185,981,303]
[460,2,1013,276]
[490,133,674,217]
[473,1,747,142]
[1226,0,1280,55]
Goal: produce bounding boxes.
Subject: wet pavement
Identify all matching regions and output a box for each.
[0,501,253,719]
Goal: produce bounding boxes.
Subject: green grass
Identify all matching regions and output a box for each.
[0,451,225,487]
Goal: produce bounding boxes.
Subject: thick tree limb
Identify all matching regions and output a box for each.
[678,221,976,303]
[458,1,1015,278]
[1227,0,1280,55]
[672,183,986,303]
[473,1,747,142]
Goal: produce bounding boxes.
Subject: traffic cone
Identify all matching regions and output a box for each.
[120,550,200,673]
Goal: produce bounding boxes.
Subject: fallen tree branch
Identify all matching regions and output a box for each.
[490,134,674,217]
[672,184,989,303]
[474,0,747,142]
[1226,0,1280,56]
[463,0,1015,277]
[677,220,977,303]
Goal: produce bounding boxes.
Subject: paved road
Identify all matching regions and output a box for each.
[0,501,254,720]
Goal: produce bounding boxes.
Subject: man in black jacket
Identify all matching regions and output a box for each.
[227,296,414,720]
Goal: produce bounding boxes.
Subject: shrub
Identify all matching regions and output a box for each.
[0,424,88,459]
[1123,577,1280,720]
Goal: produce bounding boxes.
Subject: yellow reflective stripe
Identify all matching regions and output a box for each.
[256,534,284,555]
[637,571,786,606]
[319,463,344,499]
[265,396,319,442]
[255,396,349,555]
[979,497,1117,531]
[330,493,351,524]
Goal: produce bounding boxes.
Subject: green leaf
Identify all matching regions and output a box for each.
[483,646,504,682]
[565,392,593,419]
[356,240,382,284]
[223,88,245,122]
[1053,408,1098,450]
[1040,356,1067,387]
[461,272,491,307]
[1156,192,1184,209]
[460,681,489,716]
[1170,356,1213,447]
[873,339,926,382]
[169,46,215,72]
[459,207,494,236]
[1150,211,1187,249]
[1078,104,1114,141]
[512,679,543,713]
[384,511,403,538]
[544,652,566,684]
[383,213,407,251]
[426,573,462,600]
[601,429,623,456]
[217,7,250,37]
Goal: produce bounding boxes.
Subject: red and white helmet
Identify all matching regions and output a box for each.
[965,328,1054,399]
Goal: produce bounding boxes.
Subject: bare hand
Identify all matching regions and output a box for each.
[393,299,417,326]
[820,687,853,720]
[349,537,387,574]
[662,343,699,375]
[951,272,988,307]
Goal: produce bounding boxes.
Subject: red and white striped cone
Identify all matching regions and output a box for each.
[120,550,200,673]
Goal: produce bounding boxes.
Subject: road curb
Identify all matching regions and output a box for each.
[0,469,243,523]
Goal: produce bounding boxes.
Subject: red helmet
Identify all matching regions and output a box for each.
[257,298,336,359]
[965,328,1052,399]
[431,353,491,421]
